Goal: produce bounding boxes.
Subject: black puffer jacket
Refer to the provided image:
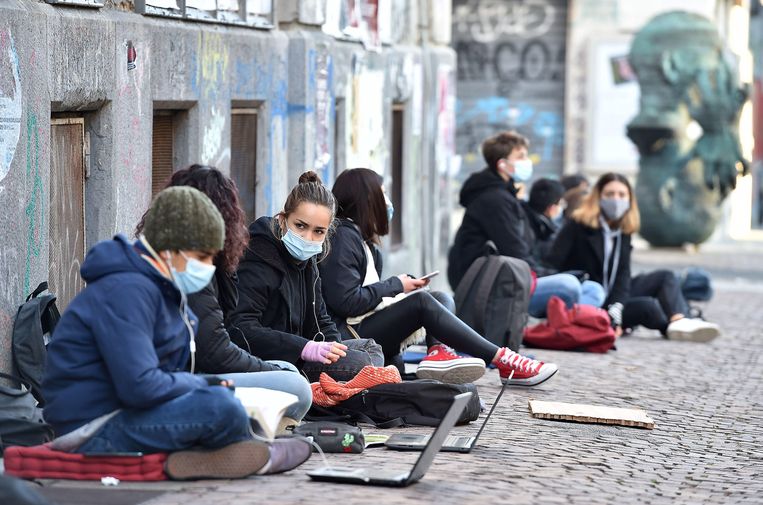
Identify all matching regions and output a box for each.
[318,219,404,335]
[228,217,341,364]
[546,219,632,306]
[447,168,548,289]
[187,269,279,374]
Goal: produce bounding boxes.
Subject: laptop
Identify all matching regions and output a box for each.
[306,392,473,487]
[384,377,509,453]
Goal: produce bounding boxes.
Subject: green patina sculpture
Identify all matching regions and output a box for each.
[627,11,749,246]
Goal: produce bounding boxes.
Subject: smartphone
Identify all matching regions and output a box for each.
[419,270,440,281]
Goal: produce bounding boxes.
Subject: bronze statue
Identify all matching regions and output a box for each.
[627,11,749,246]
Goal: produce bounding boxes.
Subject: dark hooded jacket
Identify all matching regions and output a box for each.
[187,268,279,374]
[521,200,560,268]
[318,218,404,335]
[43,235,206,436]
[228,217,341,364]
[447,168,548,289]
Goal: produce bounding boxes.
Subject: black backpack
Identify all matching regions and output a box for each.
[306,380,481,428]
[12,282,60,406]
[680,267,713,302]
[0,372,55,454]
[455,242,532,351]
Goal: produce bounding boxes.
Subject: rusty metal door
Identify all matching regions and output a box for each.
[49,118,86,311]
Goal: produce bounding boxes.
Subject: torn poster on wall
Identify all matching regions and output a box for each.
[0,30,22,192]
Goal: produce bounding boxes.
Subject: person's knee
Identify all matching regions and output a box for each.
[278,374,312,420]
[548,273,582,305]
[202,387,248,424]
[429,291,456,313]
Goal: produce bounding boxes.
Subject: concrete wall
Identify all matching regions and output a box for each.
[0,0,456,374]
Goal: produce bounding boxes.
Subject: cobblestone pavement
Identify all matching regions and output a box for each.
[20,246,763,505]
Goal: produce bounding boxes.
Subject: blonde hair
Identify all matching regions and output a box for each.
[571,172,640,234]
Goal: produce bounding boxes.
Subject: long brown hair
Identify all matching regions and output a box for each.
[272,171,337,258]
[135,164,249,274]
[571,172,641,234]
[332,168,388,244]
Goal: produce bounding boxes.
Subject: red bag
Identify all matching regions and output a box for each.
[523,296,616,353]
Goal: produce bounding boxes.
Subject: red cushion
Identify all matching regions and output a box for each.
[3,444,168,481]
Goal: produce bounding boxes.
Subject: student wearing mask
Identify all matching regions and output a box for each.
[548,172,721,341]
[228,172,384,382]
[135,165,312,430]
[448,131,604,317]
[43,187,311,479]
[319,168,558,386]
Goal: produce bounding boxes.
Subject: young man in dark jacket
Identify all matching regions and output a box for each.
[448,131,605,317]
[522,178,565,265]
[42,187,310,479]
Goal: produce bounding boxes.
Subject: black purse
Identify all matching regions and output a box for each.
[292,421,365,453]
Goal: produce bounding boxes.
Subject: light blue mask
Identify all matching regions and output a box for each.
[282,227,324,262]
[385,195,394,223]
[512,159,534,182]
[172,251,216,295]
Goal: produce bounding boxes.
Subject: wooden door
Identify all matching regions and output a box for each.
[49,118,86,311]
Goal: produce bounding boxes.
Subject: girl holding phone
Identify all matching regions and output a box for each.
[318,168,558,386]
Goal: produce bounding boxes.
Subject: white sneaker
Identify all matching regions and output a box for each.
[666,318,720,342]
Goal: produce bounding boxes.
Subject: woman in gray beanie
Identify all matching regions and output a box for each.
[43,186,311,480]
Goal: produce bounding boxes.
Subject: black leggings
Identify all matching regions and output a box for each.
[622,270,690,334]
[353,290,499,364]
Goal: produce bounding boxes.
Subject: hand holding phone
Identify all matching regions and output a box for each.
[419,270,439,281]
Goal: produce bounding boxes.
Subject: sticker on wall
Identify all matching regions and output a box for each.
[127,40,137,71]
[0,29,22,192]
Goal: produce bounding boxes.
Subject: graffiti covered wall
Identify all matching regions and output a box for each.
[452,0,568,179]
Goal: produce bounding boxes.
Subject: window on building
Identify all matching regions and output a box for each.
[135,0,273,26]
[49,117,87,311]
[390,104,404,246]
[230,108,259,224]
[152,112,175,198]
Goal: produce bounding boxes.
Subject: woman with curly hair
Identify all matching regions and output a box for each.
[135,165,312,429]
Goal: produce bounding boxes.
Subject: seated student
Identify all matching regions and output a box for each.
[522,178,605,317]
[43,187,311,479]
[560,173,590,221]
[228,172,384,382]
[522,178,565,262]
[135,165,312,429]
[548,172,721,341]
[447,130,604,317]
[318,168,558,386]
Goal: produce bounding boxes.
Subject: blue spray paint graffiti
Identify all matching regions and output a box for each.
[456,96,562,177]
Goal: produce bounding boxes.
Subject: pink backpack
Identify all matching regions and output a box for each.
[523,296,616,353]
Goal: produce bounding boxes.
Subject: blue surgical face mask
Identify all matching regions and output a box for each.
[384,194,394,223]
[282,227,324,262]
[512,159,534,182]
[171,251,216,295]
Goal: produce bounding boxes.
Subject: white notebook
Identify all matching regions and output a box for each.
[234,387,299,441]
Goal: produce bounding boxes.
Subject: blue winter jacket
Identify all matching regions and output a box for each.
[43,234,207,436]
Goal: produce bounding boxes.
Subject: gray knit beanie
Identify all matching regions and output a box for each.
[143,186,225,252]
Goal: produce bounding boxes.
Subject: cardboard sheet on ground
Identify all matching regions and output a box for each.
[528,399,655,429]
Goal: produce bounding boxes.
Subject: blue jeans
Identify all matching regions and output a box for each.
[528,273,606,318]
[75,387,252,454]
[219,361,312,421]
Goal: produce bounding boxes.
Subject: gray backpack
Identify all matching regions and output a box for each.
[454,243,532,351]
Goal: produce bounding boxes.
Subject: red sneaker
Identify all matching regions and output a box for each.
[494,348,558,386]
[415,344,486,384]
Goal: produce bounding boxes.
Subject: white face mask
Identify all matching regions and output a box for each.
[600,198,630,221]
[512,159,534,182]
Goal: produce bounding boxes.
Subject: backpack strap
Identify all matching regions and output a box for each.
[454,256,487,308]
[0,372,33,398]
[26,282,49,302]
[472,257,504,333]
[304,404,405,429]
